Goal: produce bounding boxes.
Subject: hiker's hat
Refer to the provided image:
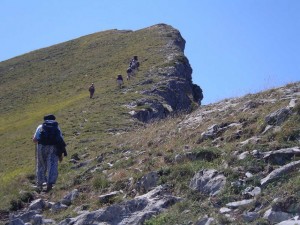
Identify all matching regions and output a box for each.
[44,114,56,120]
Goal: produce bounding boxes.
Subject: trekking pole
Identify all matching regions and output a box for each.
[35,143,37,182]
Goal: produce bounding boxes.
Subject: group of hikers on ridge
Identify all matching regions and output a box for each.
[88,56,140,97]
[115,55,140,89]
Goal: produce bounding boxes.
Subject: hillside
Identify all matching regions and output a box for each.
[1,24,300,225]
[0,24,201,222]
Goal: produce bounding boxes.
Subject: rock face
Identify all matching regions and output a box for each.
[128,24,203,123]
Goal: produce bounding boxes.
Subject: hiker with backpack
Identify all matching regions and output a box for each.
[89,83,95,98]
[32,114,67,192]
[129,55,140,71]
[126,67,133,80]
[116,74,124,88]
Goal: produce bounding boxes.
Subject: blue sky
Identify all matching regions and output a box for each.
[1,0,299,104]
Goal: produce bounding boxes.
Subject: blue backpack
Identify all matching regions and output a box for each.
[39,120,61,145]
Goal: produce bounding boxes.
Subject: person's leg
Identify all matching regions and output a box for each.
[36,145,47,191]
[117,80,121,88]
[46,146,59,191]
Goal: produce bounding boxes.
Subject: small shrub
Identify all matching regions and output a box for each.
[19,191,34,203]
[276,114,300,142]
[192,147,222,162]
[255,218,269,225]
[9,199,24,211]
[216,214,232,224]
[293,102,300,115]
[92,175,109,191]
[113,157,135,169]
[169,163,194,180]
[25,173,35,183]
[144,214,174,225]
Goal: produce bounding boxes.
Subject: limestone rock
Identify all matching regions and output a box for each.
[61,189,79,206]
[276,219,300,225]
[189,169,226,196]
[99,191,120,204]
[29,199,46,211]
[8,218,25,225]
[9,210,39,224]
[263,208,293,224]
[195,215,215,225]
[242,212,259,222]
[263,147,300,165]
[136,171,158,193]
[261,160,300,186]
[58,185,180,225]
[265,108,291,126]
[226,199,254,209]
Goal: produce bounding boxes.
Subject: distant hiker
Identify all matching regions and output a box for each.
[116,75,124,88]
[126,67,133,80]
[89,83,95,98]
[32,114,67,192]
[129,55,140,71]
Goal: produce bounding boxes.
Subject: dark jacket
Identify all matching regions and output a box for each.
[56,138,67,157]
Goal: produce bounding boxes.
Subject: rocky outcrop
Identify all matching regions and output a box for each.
[127,24,203,123]
[58,185,180,225]
[263,147,300,165]
[265,108,292,126]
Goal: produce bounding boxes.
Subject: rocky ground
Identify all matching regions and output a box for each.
[6,82,300,225]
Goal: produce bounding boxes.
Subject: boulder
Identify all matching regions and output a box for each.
[263,208,293,224]
[265,108,291,126]
[32,214,43,225]
[189,169,226,196]
[242,186,261,198]
[99,191,120,204]
[29,199,46,211]
[219,207,232,214]
[288,98,297,108]
[136,171,158,193]
[9,210,39,224]
[226,199,254,209]
[263,147,300,165]
[51,202,68,213]
[61,189,79,206]
[276,219,300,225]
[201,124,220,140]
[242,212,259,222]
[261,160,300,186]
[238,151,249,160]
[195,215,215,225]
[8,218,25,225]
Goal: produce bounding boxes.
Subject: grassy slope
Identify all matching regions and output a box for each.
[0,24,183,208]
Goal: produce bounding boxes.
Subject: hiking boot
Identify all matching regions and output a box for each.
[36,186,43,193]
[46,184,53,192]
[33,184,43,192]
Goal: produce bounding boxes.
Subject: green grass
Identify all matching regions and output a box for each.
[0,24,188,209]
